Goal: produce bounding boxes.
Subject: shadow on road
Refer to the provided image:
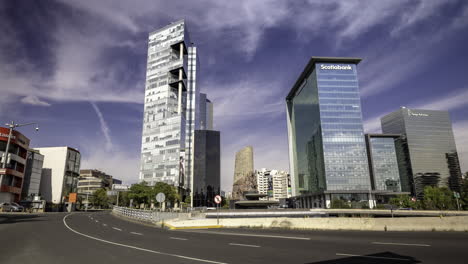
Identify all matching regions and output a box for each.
[306,252,421,264]
[0,214,43,225]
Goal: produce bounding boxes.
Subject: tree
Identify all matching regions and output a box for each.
[128,181,153,206]
[153,182,180,206]
[331,199,351,209]
[461,177,468,210]
[422,186,456,210]
[91,188,109,209]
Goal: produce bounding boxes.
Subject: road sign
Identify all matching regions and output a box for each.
[214,195,222,204]
[156,192,166,203]
[454,192,460,199]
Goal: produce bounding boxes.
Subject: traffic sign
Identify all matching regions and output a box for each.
[156,192,166,203]
[214,195,222,204]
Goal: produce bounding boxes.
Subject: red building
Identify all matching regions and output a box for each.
[0,127,30,203]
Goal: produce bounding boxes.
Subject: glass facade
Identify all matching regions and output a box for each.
[140,20,191,188]
[287,59,371,196]
[367,136,401,192]
[381,108,462,196]
[193,130,220,207]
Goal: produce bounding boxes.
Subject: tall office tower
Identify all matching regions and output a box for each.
[381,108,462,197]
[232,146,256,200]
[199,93,214,130]
[192,130,220,207]
[140,20,197,190]
[286,57,372,209]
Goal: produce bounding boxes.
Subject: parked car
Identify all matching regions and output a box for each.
[0,202,24,212]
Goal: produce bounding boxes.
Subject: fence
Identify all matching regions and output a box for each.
[112,206,189,223]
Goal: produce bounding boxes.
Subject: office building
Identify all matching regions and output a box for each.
[77,169,114,197]
[0,127,30,203]
[232,146,256,200]
[286,57,372,208]
[140,20,209,200]
[192,130,220,207]
[256,168,291,201]
[199,93,213,130]
[35,147,81,204]
[381,108,462,197]
[22,149,44,200]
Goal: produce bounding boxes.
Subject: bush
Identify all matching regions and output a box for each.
[331,199,351,209]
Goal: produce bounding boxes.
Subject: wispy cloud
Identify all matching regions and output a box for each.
[20,95,51,107]
[90,102,113,151]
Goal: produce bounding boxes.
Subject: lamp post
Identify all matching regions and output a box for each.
[1,121,39,188]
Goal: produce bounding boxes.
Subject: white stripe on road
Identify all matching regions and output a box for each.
[103,224,107,227]
[112,227,122,231]
[63,214,227,264]
[95,220,99,223]
[372,242,431,247]
[229,243,260,248]
[336,253,411,261]
[131,232,143,236]
[170,237,188,241]
[179,230,311,240]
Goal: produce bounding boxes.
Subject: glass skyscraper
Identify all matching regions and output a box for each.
[381,108,462,197]
[140,20,195,190]
[286,57,371,208]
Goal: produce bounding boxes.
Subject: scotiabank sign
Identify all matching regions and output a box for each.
[320,64,352,70]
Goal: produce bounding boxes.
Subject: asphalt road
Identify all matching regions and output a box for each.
[1,212,468,264]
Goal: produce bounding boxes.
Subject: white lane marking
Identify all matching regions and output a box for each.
[179,230,310,240]
[112,227,122,231]
[170,237,188,241]
[103,224,107,227]
[336,253,411,261]
[229,243,260,248]
[95,220,99,223]
[131,232,143,236]
[372,242,431,247]
[63,214,227,264]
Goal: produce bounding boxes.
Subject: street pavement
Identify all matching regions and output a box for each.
[1,211,468,263]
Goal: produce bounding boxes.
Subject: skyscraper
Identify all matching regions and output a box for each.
[232,146,256,200]
[140,20,196,191]
[286,57,372,208]
[381,108,462,197]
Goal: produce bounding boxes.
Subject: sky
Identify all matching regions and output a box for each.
[1,0,468,192]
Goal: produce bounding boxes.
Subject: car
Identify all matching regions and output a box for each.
[0,202,24,212]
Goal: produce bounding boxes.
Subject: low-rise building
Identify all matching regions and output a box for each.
[77,169,114,197]
[35,146,81,204]
[256,168,290,201]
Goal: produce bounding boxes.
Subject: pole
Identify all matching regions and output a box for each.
[217,202,219,225]
[0,122,14,189]
[116,190,120,207]
[456,196,460,211]
[85,183,89,212]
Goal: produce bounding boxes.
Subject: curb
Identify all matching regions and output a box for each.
[164,222,223,230]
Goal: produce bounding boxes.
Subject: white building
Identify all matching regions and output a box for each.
[256,168,290,201]
[35,147,81,204]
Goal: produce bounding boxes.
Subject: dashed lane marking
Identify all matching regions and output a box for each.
[336,253,411,261]
[229,243,260,248]
[112,227,122,231]
[372,242,431,247]
[169,237,188,240]
[63,214,227,264]
[131,232,143,235]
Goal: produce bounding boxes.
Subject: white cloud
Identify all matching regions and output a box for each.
[20,95,51,106]
[90,102,113,151]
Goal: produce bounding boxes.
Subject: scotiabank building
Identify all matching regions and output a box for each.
[0,127,30,203]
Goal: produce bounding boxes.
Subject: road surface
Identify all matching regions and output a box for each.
[1,211,468,263]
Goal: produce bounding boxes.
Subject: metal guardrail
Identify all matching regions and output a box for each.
[112,206,189,223]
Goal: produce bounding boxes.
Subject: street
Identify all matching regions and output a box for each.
[1,212,468,263]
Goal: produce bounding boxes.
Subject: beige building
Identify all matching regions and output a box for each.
[232,146,256,200]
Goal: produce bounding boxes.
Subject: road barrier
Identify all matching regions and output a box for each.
[112,206,189,224]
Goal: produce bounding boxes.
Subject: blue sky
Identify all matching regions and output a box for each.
[1,0,468,191]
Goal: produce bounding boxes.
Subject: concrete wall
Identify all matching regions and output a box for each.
[167,216,468,232]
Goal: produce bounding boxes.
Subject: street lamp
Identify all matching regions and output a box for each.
[1,121,39,188]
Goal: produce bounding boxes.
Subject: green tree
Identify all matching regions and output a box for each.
[128,181,153,206]
[331,199,351,209]
[460,177,468,210]
[153,182,180,207]
[423,186,456,210]
[91,188,109,209]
